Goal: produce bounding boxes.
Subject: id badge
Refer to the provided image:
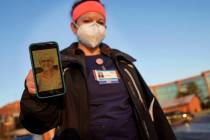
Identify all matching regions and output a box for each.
[93,70,120,85]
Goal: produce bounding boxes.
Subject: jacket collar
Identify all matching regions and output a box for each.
[60,42,136,69]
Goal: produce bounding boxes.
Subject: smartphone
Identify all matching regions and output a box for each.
[29,41,65,98]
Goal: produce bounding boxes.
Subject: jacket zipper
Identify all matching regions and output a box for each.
[124,68,150,139]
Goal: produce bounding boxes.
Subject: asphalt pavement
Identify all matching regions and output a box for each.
[173,112,210,140]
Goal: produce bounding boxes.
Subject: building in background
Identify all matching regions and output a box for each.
[150,70,210,112]
[0,101,20,140]
[161,95,201,113]
[0,101,54,140]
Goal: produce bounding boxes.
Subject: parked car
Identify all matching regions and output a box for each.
[165,111,194,125]
[202,97,210,109]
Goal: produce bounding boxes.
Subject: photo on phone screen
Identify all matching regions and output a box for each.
[29,42,65,98]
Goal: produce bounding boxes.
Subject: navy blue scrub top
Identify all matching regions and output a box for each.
[85,54,139,140]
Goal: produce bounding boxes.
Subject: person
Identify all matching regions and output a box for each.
[19,0,177,140]
[36,54,62,92]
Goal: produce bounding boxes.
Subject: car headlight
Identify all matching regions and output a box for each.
[183,114,187,118]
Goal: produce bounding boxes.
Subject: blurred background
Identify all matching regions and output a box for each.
[0,0,210,140]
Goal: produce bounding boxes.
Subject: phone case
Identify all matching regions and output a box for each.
[29,41,66,99]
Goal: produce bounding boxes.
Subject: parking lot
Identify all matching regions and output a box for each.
[173,110,210,140]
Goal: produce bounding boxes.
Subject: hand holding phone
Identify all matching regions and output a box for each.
[26,70,36,95]
[29,41,65,98]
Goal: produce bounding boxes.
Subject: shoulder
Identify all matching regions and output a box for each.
[112,48,137,63]
[100,43,137,63]
[60,42,78,56]
[59,42,82,68]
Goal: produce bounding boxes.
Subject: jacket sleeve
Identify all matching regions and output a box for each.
[19,87,62,134]
[136,70,177,140]
[152,98,177,139]
[145,86,177,139]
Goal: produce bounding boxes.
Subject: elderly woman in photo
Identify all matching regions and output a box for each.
[36,54,62,92]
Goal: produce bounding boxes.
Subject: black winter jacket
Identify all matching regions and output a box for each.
[19,42,176,140]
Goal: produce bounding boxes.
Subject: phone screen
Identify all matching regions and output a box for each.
[29,42,65,98]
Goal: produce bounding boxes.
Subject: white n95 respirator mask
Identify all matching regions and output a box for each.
[76,22,106,48]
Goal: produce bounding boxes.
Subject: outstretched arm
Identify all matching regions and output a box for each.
[19,70,61,134]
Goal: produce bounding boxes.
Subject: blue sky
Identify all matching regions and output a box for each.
[0,0,210,106]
